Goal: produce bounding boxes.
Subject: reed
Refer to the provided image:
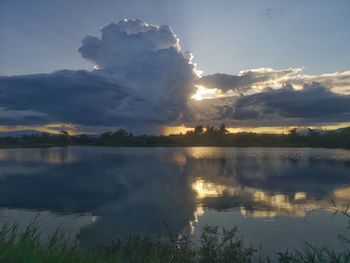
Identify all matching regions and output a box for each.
[0,223,348,263]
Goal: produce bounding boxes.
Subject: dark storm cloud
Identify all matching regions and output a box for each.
[0,19,197,128]
[0,70,131,126]
[1,18,350,130]
[224,83,350,125]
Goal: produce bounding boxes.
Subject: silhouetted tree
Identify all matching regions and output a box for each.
[219,124,228,136]
[194,125,204,136]
[289,128,298,137]
[58,130,70,144]
[1,124,350,149]
[307,128,319,137]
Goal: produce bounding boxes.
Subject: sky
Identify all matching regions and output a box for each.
[0,0,350,134]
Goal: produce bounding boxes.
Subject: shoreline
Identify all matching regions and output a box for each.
[0,144,349,150]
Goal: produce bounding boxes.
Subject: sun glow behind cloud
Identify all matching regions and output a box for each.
[1,18,350,134]
[191,85,221,101]
[191,85,237,101]
[163,122,350,136]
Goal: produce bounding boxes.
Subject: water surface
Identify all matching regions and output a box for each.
[0,146,349,253]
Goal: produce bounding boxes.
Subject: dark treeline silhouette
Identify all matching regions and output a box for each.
[0,125,350,149]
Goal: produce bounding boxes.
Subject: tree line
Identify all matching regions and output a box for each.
[0,125,349,149]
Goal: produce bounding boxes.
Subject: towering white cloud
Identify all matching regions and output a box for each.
[0,19,198,131]
[79,19,198,124]
[1,19,350,132]
[79,19,180,70]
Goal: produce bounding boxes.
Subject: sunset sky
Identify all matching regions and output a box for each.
[1,0,350,135]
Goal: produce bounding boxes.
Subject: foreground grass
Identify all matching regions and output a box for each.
[0,223,349,263]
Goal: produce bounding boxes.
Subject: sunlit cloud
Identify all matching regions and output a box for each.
[0,19,198,132]
[1,18,350,134]
[195,67,350,101]
[195,67,304,99]
[287,70,350,95]
[0,123,82,135]
[191,85,224,101]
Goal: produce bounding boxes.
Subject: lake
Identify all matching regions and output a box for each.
[0,146,349,253]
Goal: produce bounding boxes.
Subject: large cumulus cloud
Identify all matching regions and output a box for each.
[78,19,196,121]
[1,18,350,132]
[0,19,197,131]
[79,19,180,70]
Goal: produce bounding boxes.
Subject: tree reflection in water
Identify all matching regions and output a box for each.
[0,146,349,249]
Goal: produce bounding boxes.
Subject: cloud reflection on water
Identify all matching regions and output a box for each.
[0,146,349,247]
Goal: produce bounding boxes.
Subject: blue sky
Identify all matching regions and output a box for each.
[1,0,350,76]
[1,0,350,134]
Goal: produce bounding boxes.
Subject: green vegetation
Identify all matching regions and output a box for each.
[1,125,350,149]
[0,223,349,263]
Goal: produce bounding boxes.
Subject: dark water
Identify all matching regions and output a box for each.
[0,146,349,253]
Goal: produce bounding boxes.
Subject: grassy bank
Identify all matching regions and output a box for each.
[0,223,349,263]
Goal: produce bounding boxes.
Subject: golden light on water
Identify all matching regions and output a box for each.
[187,147,222,159]
[240,207,278,218]
[333,187,350,200]
[189,204,204,233]
[189,177,349,223]
[192,178,228,199]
